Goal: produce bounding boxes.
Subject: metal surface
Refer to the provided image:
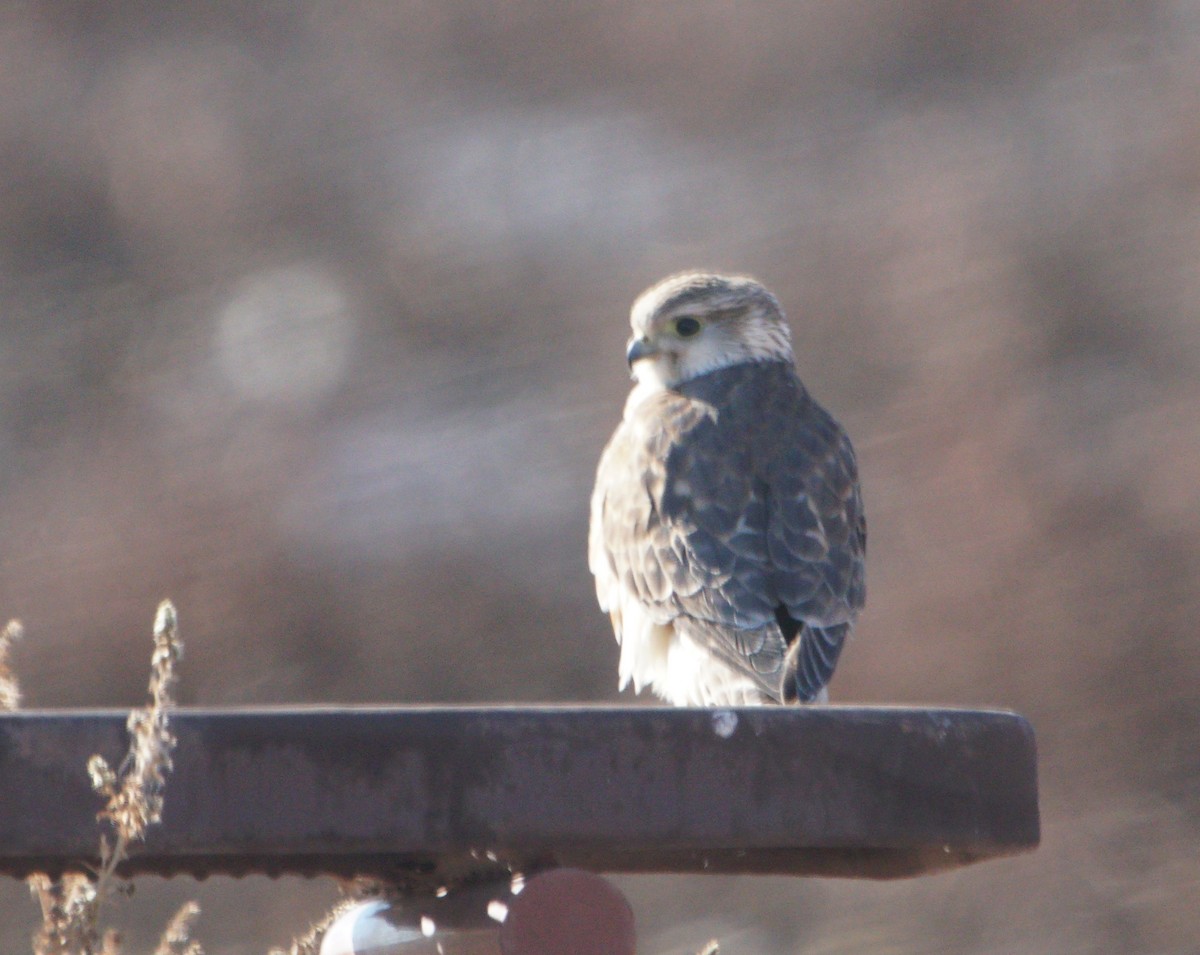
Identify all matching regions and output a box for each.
[0,705,1038,883]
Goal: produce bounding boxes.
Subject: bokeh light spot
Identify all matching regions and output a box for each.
[216,264,356,406]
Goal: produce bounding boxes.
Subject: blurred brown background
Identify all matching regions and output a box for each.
[1,2,1198,952]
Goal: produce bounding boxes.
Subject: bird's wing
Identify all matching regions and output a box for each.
[761,379,866,701]
[590,391,742,696]
[589,392,719,625]
[590,369,790,698]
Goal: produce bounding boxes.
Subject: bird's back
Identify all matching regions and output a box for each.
[590,360,865,704]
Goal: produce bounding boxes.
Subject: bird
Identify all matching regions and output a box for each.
[588,272,866,706]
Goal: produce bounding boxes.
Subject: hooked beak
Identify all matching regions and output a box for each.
[626,336,657,368]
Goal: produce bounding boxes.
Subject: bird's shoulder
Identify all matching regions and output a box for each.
[595,360,846,496]
[632,360,809,442]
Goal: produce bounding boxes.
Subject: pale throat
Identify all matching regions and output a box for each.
[624,360,676,417]
[624,318,793,415]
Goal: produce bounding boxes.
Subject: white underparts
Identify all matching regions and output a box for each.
[612,590,770,706]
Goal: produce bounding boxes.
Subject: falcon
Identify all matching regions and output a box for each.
[588,272,866,705]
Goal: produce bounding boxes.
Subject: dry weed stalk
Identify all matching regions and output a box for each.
[267,901,354,955]
[28,600,201,955]
[152,902,203,955]
[89,600,183,880]
[28,872,105,955]
[1,617,23,711]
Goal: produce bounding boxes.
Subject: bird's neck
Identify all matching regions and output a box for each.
[624,358,797,419]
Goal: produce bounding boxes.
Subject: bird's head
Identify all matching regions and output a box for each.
[625,272,793,391]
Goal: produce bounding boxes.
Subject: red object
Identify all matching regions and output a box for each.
[500,869,636,955]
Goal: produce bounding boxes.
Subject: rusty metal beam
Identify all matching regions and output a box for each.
[0,706,1038,884]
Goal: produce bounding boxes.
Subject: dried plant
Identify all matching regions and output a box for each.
[153,902,203,955]
[28,600,201,955]
[89,600,183,880]
[1,618,23,711]
[28,872,104,955]
[267,906,344,955]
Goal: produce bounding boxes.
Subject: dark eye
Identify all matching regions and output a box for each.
[675,316,701,337]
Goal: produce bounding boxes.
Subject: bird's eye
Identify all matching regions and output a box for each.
[675,316,701,337]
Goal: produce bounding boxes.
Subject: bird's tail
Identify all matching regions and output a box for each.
[782,622,850,703]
